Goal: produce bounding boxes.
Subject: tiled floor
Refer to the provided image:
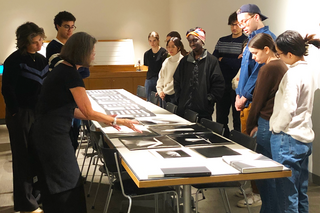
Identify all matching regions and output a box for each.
[0,124,319,213]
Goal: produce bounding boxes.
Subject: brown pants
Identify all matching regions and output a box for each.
[240,103,251,135]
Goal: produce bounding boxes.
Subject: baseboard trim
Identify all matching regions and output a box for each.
[311,173,320,185]
[0,119,5,125]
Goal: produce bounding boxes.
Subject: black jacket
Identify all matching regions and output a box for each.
[174,50,225,119]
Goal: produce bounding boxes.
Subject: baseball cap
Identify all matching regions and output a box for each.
[237,4,268,21]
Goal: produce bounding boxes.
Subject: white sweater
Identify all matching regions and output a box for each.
[156,53,183,95]
[269,61,316,143]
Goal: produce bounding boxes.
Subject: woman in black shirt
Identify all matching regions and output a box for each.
[30,32,141,213]
[143,31,167,101]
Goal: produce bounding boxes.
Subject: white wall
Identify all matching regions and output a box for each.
[0,0,171,64]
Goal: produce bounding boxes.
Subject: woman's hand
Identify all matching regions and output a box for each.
[119,119,142,133]
[159,91,165,100]
[250,126,258,137]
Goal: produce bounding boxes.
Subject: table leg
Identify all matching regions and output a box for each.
[183,185,191,213]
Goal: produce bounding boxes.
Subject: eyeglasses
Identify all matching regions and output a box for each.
[276,52,284,58]
[62,25,76,31]
[237,16,254,28]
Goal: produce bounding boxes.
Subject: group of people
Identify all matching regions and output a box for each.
[143,3,320,213]
[2,11,140,213]
[2,2,320,213]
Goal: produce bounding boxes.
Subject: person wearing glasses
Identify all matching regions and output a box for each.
[235,4,276,134]
[46,11,90,151]
[213,11,247,138]
[2,22,49,213]
[234,4,276,208]
[174,27,224,121]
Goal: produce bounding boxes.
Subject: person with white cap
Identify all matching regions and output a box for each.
[174,27,225,121]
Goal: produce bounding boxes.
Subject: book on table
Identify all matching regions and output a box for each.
[222,154,283,173]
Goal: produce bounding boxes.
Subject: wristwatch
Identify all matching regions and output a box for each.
[113,117,117,125]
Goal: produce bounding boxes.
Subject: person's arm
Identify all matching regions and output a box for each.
[207,57,225,104]
[70,87,141,132]
[242,60,263,102]
[270,74,296,133]
[1,58,20,115]
[246,67,272,134]
[173,60,183,104]
[156,61,166,95]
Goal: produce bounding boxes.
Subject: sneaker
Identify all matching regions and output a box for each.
[235,187,252,198]
[237,193,262,208]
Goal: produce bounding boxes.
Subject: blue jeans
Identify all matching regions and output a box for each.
[255,117,280,213]
[145,77,158,101]
[270,132,312,213]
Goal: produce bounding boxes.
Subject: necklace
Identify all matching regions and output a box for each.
[28,53,36,62]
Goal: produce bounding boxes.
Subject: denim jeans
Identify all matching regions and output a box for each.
[270,132,312,213]
[255,117,280,213]
[145,77,158,101]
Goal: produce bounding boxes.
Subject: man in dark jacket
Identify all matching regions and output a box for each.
[174,27,225,121]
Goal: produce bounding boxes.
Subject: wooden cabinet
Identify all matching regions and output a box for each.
[84,65,147,94]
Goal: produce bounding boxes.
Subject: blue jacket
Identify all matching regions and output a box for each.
[236,26,276,107]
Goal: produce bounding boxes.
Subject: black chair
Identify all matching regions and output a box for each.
[114,152,180,213]
[166,102,178,114]
[136,85,146,98]
[183,109,198,123]
[150,91,159,105]
[229,130,257,151]
[192,130,256,213]
[80,122,99,182]
[200,118,224,135]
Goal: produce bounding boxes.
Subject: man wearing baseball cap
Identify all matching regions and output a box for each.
[234,3,278,212]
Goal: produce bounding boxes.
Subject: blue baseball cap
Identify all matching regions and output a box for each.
[237,4,268,21]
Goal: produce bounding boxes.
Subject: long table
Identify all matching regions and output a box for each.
[88,89,291,213]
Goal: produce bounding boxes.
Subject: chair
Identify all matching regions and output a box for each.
[229,130,257,151]
[136,85,146,98]
[114,152,180,213]
[165,102,178,114]
[183,109,198,123]
[150,91,159,105]
[200,118,224,135]
[80,122,99,182]
[192,130,256,213]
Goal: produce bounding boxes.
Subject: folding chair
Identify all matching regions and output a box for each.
[192,130,256,213]
[150,91,159,105]
[114,152,180,213]
[200,118,225,135]
[136,85,146,98]
[183,109,198,123]
[166,102,178,114]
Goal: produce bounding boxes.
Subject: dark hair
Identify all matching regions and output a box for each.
[166,37,188,56]
[228,12,238,25]
[248,33,276,53]
[166,31,182,40]
[148,31,159,41]
[276,30,320,56]
[54,11,76,31]
[60,32,97,67]
[16,22,46,54]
